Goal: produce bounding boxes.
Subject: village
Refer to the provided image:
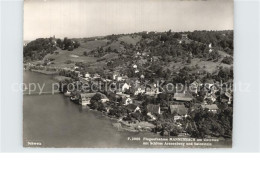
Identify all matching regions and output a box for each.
[24,31,233,139]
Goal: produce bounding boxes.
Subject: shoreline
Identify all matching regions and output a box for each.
[30,69,59,75]
[75,106,232,148]
[87,107,144,133]
[25,70,232,147]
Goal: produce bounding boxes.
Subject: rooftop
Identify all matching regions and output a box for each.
[201,104,219,110]
[169,104,188,116]
[174,93,193,102]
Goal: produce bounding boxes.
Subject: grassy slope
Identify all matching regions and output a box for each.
[43,42,106,70]
[118,35,141,45]
[40,34,232,75]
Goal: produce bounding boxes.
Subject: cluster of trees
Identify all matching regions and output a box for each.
[141,30,181,42]
[123,112,144,123]
[137,31,223,63]
[136,91,232,138]
[148,39,186,58]
[108,104,129,118]
[213,67,233,82]
[151,104,232,138]
[56,37,80,51]
[106,34,119,42]
[89,94,106,112]
[222,56,233,65]
[87,44,122,58]
[187,107,232,138]
[188,30,233,55]
[23,38,57,62]
[59,70,79,79]
[171,67,198,84]
[207,50,220,61]
[23,37,81,61]
[153,121,182,136]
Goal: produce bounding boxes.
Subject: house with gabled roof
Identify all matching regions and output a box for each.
[190,79,203,94]
[120,82,131,93]
[173,92,193,102]
[169,104,188,116]
[78,93,96,106]
[201,104,219,113]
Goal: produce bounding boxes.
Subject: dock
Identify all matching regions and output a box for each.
[23,91,61,96]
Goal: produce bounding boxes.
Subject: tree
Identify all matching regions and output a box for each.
[222,56,233,65]
[74,41,80,48]
[56,39,62,47]
[91,93,102,102]
[170,125,181,136]
[97,102,106,112]
[187,57,191,64]
[173,33,182,39]
[90,101,99,109]
[90,93,102,109]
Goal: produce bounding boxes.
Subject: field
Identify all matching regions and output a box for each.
[27,31,233,77]
[168,53,232,74]
[43,47,106,72]
[41,35,141,71]
[118,35,141,45]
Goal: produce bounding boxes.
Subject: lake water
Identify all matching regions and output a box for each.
[23,71,231,148]
[23,71,160,148]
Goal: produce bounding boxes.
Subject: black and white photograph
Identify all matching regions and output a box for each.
[3,0,260,182]
[23,0,234,148]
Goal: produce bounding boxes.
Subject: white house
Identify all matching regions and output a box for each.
[201,104,219,113]
[113,74,118,80]
[133,86,146,96]
[120,83,131,93]
[93,73,100,79]
[122,97,133,105]
[174,115,183,122]
[117,76,123,81]
[85,73,90,78]
[78,93,96,106]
